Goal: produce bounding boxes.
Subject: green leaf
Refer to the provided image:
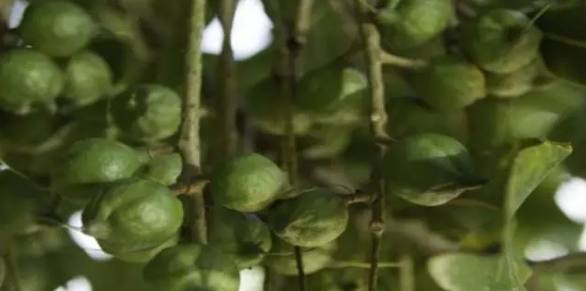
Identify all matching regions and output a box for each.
[534,4,586,86]
[428,253,532,291]
[504,140,572,220]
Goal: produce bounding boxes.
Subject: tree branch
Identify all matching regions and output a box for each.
[328,261,401,269]
[353,1,392,290]
[4,238,22,291]
[0,0,14,42]
[529,252,586,273]
[217,0,239,157]
[177,0,208,244]
[380,51,426,69]
[288,2,315,291]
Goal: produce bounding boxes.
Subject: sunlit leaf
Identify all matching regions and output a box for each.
[505,140,572,219]
[428,253,532,291]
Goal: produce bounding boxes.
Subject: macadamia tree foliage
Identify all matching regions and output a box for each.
[0,0,585,291]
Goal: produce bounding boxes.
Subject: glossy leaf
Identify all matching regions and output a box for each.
[505,140,572,219]
[428,253,532,291]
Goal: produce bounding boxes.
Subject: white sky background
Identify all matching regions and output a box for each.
[6,0,586,290]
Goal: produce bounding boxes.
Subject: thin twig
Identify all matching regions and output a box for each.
[172,179,210,196]
[177,0,208,244]
[263,267,272,291]
[379,51,426,69]
[265,0,315,290]
[294,245,306,291]
[288,2,315,291]
[528,252,586,273]
[399,251,415,291]
[217,0,239,157]
[0,0,14,42]
[328,261,402,269]
[353,1,391,290]
[343,192,375,205]
[4,239,22,291]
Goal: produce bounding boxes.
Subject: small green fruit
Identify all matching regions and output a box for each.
[461,9,542,73]
[534,5,586,86]
[134,153,182,186]
[386,34,447,61]
[268,188,349,247]
[0,257,4,287]
[300,125,354,160]
[63,51,113,107]
[383,133,485,206]
[82,178,184,263]
[468,85,577,152]
[0,108,62,151]
[0,49,63,112]
[379,0,453,49]
[486,57,541,98]
[0,171,45,235]
[143,244,240,291]
[308,68,369,124]
[51,138,146,205]
[295,63,344,113]
[296,65,367,118]
[386,97,468,143]
[111,84,182,143]
[245,78,312,135]
[208,206,272,269]
[209,153,287,212]
[99,235,178,263]
[264,234,337,276]
[18,0,98,57]
[407,56,486,111]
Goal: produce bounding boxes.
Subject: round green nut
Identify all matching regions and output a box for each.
[0,171,45,235]
[0,49,63,112]
[295,63,345,113]
[133,153,182,186]
[63,51,113,107]
[386,96,468,143]
[111,84,182,143]
[208,206,272,269]
[383,133,485,206]
[267,188,349,247]
[0,108,61,150]
[282,270,362,291]
[245,78,312,135]
[408,56,486,111]
[209,153,287,212]
[18,0,98,57]
[0,257,4,287]
[82,178,184,263]
[51,138,146,205]
[143,244,240,291]
[264,234,337,276]
[461,9,542,73]
[379,0,453,49]
[486,57,541,98]
[99,234,178,263]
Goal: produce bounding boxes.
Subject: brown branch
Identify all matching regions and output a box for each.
[343,191,375,205]
[0,0,14,46]
[529,252,586,273]
[172,179,210,196]
[177,0,208,244]
[353,1,391,290]
[3,238,22,291]
[288,2,315,291]
[217,0,239,157]
[380,51,426,69]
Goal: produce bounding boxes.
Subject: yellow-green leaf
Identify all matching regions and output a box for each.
[428,253,532,291]
[505,140,572,220]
